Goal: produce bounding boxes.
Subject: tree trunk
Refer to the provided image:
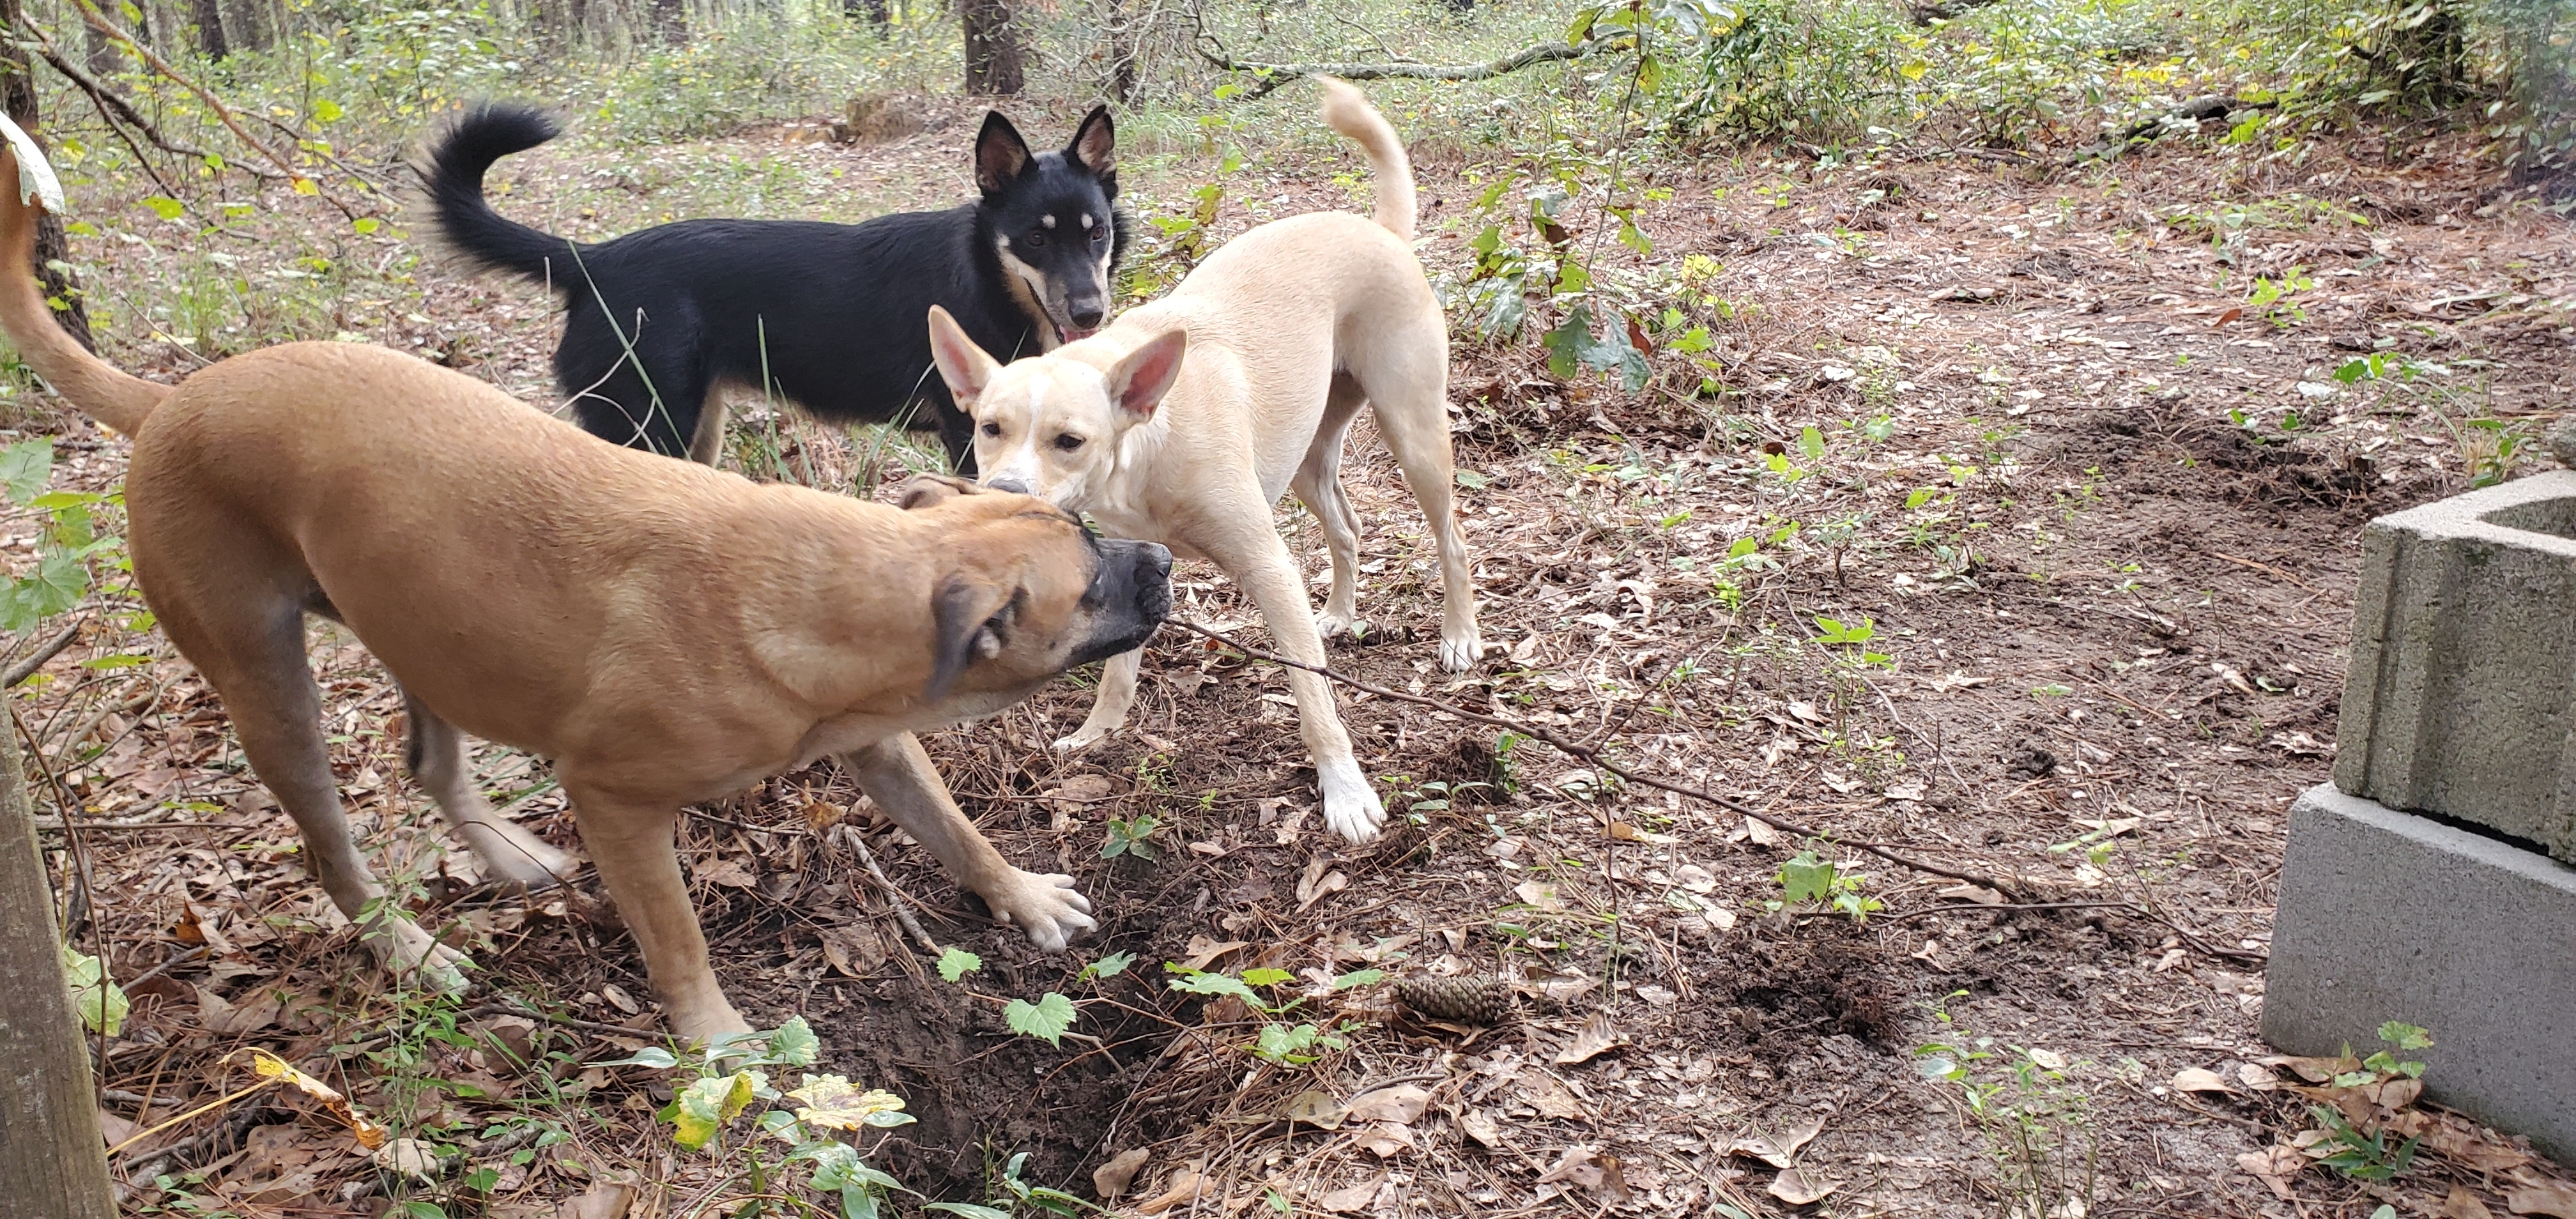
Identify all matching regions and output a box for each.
[222,0,270,53]
[962,0,1023,95]
[648,0,686,44]
[0,1,98,353]
[81,17,121,79]
[0,679,115,1219]
[1101,0,1137,103]
[188,0,227,59]
[844,0,889,29]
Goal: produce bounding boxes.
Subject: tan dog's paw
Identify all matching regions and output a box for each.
[670,1001,756,1052]
[1052,724,1112,752]
[364,917,472,995]
[1316,610,1370,641]
[1439,627,1483,673]
[983,870,1096,951]
[1320,762,1387,844]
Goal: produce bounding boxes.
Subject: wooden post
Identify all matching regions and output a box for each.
[0,701,116,1219]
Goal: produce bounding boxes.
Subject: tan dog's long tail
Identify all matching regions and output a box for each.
[1317,77,1416,241]
[0,146,169,437]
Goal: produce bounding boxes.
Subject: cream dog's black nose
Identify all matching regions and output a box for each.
[988,476,1031,494]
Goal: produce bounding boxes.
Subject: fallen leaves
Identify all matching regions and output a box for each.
[1728,1116,1823,1169]
[243,1047,387,1149]
[1092,1147,1150,1199]
[1533,1145,1631,1204]
[1552,1012,1628,1066]
[1767,1167,1839,1206]
[1346,1084,1431,1125]
[2171,1066,2235,1094]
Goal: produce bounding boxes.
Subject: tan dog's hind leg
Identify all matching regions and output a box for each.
[1355,316,1482,671]
[562,788,749,1043]
[401,691,576,889]
[166,604,468,992]
[839,733,1094,949]
[1206,518,1384,843]
[1294,374,1370,641]
[1052,647,1140,753]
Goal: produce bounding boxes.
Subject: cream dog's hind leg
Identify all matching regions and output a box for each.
[1351,309,1482,671]
[1051,647,1140,752]
[401,691,578,889]
[1295,374,1369,641]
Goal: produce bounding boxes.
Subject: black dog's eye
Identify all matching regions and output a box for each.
[981,421,1002,437]
[1090,226,1107,243]
[1027,231,1047,249]
[1054,434,1084,451]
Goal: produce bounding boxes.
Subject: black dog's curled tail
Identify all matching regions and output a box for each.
[417,102,575,288]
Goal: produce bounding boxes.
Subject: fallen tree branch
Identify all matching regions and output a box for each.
[2070,95,2281,165]
[3,619,82,687]
[1170,620,2033,899]
[1193,23,1636,101]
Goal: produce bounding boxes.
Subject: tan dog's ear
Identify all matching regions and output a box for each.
[928,305,1001,404]
[926,574,1013,702]
[1105,329,1187,422]
[896,474,977,510]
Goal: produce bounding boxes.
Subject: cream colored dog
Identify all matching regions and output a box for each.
[925,79,1478,844]
[0,141,1170,1043]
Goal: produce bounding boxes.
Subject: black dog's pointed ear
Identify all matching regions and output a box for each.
[926,574,1012,702]
[974,111,1032,197]
[1066,105,1115,177]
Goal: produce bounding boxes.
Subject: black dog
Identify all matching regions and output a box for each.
[418,103,1131,472]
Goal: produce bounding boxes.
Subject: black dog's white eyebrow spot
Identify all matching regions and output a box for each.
[1080,213,1096,229]
[1041,215,1057,229]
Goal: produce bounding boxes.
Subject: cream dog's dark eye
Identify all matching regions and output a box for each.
[981,421,1002,437]
[1054,434,1084,451]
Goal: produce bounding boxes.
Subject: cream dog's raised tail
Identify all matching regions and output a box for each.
[0,151,168,436]
[1317,75,1416,241]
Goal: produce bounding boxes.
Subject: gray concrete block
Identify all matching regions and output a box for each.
[2262,785,2576,1161]
[2334,469,2576,861]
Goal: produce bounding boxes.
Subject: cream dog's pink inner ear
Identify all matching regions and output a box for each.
[1106,329,1188,422]
[926,304,1000,402]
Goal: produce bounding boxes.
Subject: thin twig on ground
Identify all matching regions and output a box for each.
[1171,619,2033,898]
[837,824,944,954]
[4,619,84,687]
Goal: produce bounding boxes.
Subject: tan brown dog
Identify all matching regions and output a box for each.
[926,79,1476,844]
[0,144,1168,1043]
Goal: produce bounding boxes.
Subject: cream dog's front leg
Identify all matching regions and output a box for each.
[839,733,1096,950]
[1053,648,1142,752]
[1210,525,1386,844]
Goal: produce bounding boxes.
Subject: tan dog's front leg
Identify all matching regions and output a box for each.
[1053,648,1141,752]
[839,733,1095,951]
[565,788,749,1043]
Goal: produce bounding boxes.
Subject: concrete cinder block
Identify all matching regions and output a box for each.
[2334,470,2576,861]
[2262,785,2576,1161]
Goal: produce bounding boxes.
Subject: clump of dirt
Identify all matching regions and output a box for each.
[1706,919,1908,1055]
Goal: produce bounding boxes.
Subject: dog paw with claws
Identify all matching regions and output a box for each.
[1439,628,1483,673]
[1320,762,1387,844]
[1051,725,1110,753]
[365,917,472,996]
[1316,611,1370,641]
[981,870,1096,951]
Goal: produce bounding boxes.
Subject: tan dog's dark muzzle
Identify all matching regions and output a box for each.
[1075,537,1170,667]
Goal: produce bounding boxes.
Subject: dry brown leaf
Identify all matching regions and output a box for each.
[820,924,889,977]
[2172,1067,2235,1094]
[1535,1146,1632,1204]
[1514,1071,1588,1119]
[1280,1089,1348,1130]
[558,1181,637,1219]
[1744,816,1784,847]
[1135,1167,1208,1215]
[242,1048,387,1149]
[1319,1175,1386,1213]
[1346,1084,1431,1125]
[96,1107,139,1149]
[1178,935,1250,972]
[2445,1184,2500,1219]
[1092,1148,1150,1199]
[372,1137,440,1181]
[1935,883,2005,906]
[2237,1062,2278,1091]
[1296,857,1349,910]
[1353,1123,1415,1158]
[1512,880,1567,913]
[1519,965,1597,1004]
[2235,1146,2303,1200]
[1767,1167,1837,1206]
[1553,1012,1629,1066]
[695,857,756,887]
[1729,1116,1825,1168]
[2509,1181,2576,1219]
[1457,1108,1505,1148]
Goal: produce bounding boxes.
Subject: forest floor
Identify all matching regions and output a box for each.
[15,89,2576,1219]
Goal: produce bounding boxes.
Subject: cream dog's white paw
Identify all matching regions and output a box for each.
[1319,761,1386,844]
[1317,610,1370,641]
[983,870,1096,951]
[1051,726,1109,753]
[1439,626,1483,673]
[365,917,472,995]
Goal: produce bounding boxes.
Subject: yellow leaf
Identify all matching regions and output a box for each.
[243,1047,388,1147]
[785,1074,910,1131]
[292,177,319,196]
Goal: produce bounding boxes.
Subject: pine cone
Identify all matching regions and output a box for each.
[1396,975,1508,1025]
